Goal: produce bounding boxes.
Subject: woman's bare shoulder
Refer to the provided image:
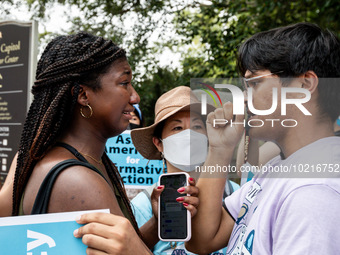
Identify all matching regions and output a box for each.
[23,147,123,216]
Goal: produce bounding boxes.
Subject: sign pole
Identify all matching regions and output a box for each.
[0,20,38,185]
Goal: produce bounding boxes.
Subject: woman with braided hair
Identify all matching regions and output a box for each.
[7,32,198,254]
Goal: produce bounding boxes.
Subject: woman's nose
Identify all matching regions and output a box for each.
[129,86,140,104]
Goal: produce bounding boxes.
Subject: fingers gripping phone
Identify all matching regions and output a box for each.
[158,172,191,242]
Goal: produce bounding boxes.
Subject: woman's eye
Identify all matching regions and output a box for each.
[120,81,129,86]
[193,125,203,130]
[173,126,182,131]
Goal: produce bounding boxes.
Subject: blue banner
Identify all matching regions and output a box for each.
[106,130,164,188]
[0,209,109,255]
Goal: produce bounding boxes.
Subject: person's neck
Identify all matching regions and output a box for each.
[277,116,334,158]
[59,123,107,161]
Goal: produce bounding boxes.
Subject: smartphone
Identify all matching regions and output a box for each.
[158,172,191,242]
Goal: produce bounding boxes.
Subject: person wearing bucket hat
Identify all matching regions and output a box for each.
[72,86,211,254]
[131,86,214,162]
[130,86,239,254]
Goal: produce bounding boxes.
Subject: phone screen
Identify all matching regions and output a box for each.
[159,174,188,240]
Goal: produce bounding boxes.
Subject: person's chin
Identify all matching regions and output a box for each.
[111,122,130,137]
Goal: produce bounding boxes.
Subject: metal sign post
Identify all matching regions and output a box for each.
[0,20,37,185]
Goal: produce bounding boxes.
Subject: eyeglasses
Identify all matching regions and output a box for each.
[243,71,284,89]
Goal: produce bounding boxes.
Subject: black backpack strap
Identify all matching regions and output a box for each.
[31,159,106,215]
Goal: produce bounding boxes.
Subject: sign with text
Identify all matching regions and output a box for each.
[0,20,37,185]
[106,130,164,189]
[0,209,109,255]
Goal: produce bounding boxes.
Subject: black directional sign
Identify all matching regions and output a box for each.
[0,21,37,185]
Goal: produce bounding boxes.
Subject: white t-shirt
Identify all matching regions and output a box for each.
[224,137,340,255]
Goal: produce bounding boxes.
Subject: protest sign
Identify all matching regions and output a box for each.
[0,209,109,255]
[106,130,164,189]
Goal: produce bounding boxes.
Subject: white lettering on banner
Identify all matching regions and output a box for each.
[27,230,56,255]
[106,131,164,186]
[248,88,278,115]
[281,88,311,115]
[203,84,311,116]
[126,156,140,164]
[213,118,298,128]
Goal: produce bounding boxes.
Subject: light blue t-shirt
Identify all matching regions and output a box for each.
[131,181,240,255]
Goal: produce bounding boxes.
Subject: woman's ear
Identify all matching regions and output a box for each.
[301,70,318,95]
[72,85,89,106]
[152,137,163,153]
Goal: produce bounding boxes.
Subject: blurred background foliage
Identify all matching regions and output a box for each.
[1,0,339,125]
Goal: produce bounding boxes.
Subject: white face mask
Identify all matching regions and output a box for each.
[162,129,208,172]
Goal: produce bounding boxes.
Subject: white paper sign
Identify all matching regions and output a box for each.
[0,209,109,255]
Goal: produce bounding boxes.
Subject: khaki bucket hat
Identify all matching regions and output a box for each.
[131,86,215,160]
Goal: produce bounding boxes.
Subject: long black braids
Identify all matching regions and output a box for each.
[12,32,141,235]
[101,154,142,237]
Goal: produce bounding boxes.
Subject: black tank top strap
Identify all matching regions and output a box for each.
[31,159,108,214]
[55,142,88,162]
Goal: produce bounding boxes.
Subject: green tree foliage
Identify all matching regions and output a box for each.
[137,67,181,125]
[1,0,340,124]
[174,0,340,85]
[1,0,184,124]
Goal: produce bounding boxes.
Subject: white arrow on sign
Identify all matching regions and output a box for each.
[27,230,56,251]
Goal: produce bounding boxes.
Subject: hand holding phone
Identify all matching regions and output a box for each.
[158,172,191,242]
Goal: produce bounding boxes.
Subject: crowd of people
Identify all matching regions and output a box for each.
[0,22,340,255]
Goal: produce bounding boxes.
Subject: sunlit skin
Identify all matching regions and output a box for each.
[1,61,140,216]
[82,58,140,138]
[73,110,201,255]
[23,59,140,216]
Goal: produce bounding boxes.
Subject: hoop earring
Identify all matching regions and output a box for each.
[80,104,93,119]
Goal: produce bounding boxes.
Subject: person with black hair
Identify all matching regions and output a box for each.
[10,32,197,254]
[130,86,239,254]
[187,22,340,254]
[128,104,144,129]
